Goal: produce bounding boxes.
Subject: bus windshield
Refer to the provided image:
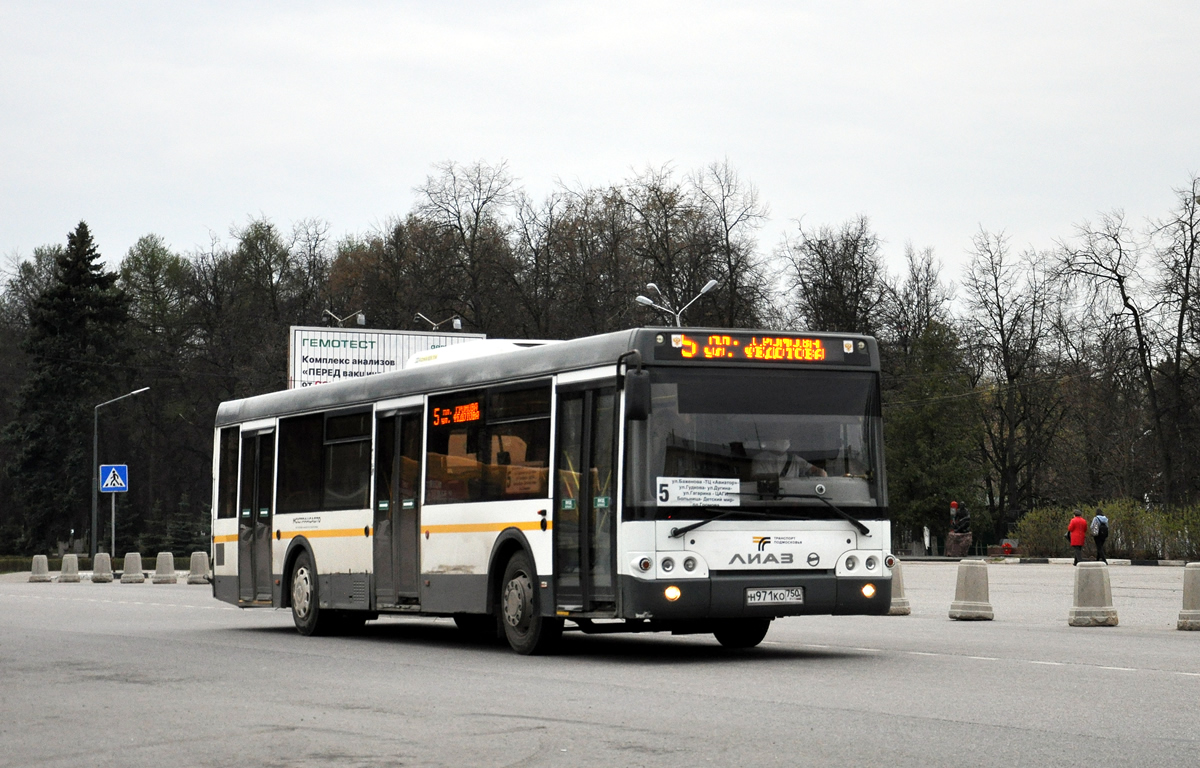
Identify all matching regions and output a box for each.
[625,367,884,517]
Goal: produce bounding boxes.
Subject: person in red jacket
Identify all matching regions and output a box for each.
[1067,509,1088,565]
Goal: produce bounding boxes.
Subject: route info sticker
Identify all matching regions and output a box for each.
[655,477,739,506]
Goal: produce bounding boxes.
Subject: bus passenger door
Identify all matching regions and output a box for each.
[554,388,617,613]
[374,411,422,607]
[238,430,275,603]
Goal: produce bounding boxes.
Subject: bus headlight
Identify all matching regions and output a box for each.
[683,557,696,572]
[661,557,675,572]
[845,556,858,571]
[865,556,877,570]
[862,583,876,598]
[664,585,681,601]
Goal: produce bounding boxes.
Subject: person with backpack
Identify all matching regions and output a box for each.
[1067,510,1088,565]
[1090,508,1110,563]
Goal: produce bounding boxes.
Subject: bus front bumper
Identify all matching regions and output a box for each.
[618,571,892,620]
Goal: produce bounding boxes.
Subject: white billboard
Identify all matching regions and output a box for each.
[288,326,485,388]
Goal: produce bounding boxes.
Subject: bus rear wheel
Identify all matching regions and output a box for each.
[499,551,562,655]
[713,618,772,649]
[291,551,335,636]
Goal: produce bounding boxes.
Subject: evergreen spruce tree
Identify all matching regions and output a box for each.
[167,493,205,556]
[139,498,170,556]
[3,222,128,551]
[884,321,983,543]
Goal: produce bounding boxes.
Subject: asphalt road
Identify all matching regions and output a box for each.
[1,563,1198,768]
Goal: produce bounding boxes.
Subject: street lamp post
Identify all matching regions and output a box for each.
[324,309,366,327]
[635,279,719,327]
[414,313,463,331]
[92,387,149,559]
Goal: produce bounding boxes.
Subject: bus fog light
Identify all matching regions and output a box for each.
[865,556,877,570]
[862,583,876,598]
[661,557,675,572]
[637,557,652,572]
[664,585,681,601]
[683,557,696,572]
[845,556,858,571]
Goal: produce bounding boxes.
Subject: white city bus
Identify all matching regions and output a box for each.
[210,328,894,654]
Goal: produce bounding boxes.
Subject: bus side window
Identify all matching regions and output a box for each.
[323,412,371,510]
[216,426,239,519]
[486,420,549,499]
[426,390,485,505]
[277,415,323,513]
[485,386,550,500]
[276,410,372,513]
[426,384,551,504]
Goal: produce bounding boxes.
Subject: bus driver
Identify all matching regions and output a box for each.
[751,438,827,478]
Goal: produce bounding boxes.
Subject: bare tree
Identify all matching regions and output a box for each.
[780,215,887,333]
[690,160,774,327]
[414,160,519,333]
[509,190,568,337]
[880,243,952,357]
[963,229,1065,536]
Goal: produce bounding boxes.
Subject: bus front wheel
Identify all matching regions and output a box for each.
[499,551,562,655]
[713,618,771,649]
[291,551,335,636]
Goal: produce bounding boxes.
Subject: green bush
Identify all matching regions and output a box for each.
[0,555,97,574]
[1015,501,1200,560]
[1014,507,1072,557]
[0,556,146,574]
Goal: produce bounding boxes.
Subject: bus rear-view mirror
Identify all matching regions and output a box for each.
[625,369,651,421]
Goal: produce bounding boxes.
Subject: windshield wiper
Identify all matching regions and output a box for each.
[728,491,873,537]
[667,508,813,539]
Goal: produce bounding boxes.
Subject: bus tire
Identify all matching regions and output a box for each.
[713,618,771,649]
[290,551,334,636]
[499,551,562,655]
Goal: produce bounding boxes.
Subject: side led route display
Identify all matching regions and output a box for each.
[431,401,482,427]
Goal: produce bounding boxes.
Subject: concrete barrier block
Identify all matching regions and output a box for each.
[120,552,145,584]
[1177,562,1200,630]
[888,559,911,615]
[949,559,994,620]
[1068,561,1118,626]
[187,551,210,585]
[91,552,113,583]
[59,554,80,583]
[29,554,51,583]
[152,552,177,584]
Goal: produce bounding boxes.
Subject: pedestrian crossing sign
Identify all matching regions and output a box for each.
[99,464,128,493]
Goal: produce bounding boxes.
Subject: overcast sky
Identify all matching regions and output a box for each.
[2,2,1197,287]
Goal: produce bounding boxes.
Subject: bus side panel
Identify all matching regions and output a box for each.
[212,521,239,605]
[210,427,239,606]
[420,498,552,614]
[275,509,374,611]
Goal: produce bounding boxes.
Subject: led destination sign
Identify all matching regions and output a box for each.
[432,401,482,427]
[655,333,869,365]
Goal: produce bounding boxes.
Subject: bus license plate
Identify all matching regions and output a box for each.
[745,587,804,605]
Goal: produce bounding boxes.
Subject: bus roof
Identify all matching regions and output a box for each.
[215,327,878,427]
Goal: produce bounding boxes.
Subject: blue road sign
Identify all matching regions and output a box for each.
[99,464,128,493]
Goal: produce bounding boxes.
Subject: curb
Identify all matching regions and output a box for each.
[901,556,1193,567]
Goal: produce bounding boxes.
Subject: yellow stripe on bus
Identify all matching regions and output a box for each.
[216,522,548,542]
[277,528,371,539]
[423,521,552,534]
